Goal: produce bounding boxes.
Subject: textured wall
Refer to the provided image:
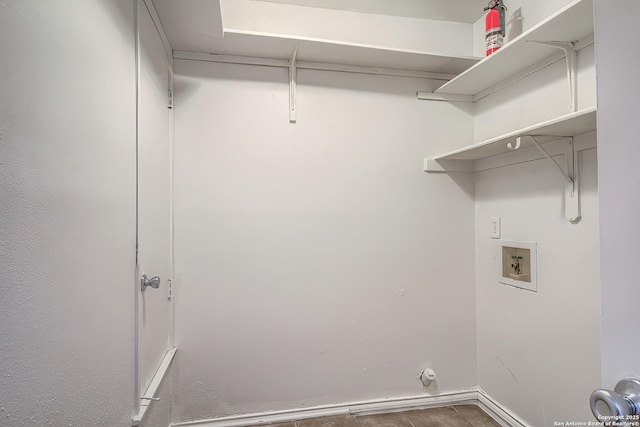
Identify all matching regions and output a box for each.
[171,59,477,423]
[140,366,172,427]
[0,1,137,425]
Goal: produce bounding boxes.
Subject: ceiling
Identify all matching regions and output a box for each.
[254,0,490,23]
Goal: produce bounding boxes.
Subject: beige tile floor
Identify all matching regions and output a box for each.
[254,405,501,427]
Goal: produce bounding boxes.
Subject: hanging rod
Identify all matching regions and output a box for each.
[173,50,455,81]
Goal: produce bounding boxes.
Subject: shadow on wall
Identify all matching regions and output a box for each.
[172,78,201,107]
[507,8,524,42]
[446,172,475,201]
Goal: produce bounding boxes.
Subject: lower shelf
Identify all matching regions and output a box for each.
[424,107,596,171]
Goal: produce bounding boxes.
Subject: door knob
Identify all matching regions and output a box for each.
[141,274,161,292]
[591,378,640,421]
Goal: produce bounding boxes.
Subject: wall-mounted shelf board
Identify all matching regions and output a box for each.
[194,30,482,76]
[425,107,596,223]
[435,0,594,95]
[425,106,596,170]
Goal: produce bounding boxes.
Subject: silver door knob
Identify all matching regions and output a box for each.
[141,274,161,292]
[591,378,640,421]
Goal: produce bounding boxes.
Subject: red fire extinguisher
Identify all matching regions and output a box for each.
[484,0,506,56]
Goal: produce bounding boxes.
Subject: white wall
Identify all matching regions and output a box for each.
[474,44,596,142]
[475,139,601,425]
[0,1,137,425]
[473,9,601,425]
[594,0,640,389]
[171,59,477,422]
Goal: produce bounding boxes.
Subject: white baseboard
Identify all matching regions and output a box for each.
[171,390,478,427]
[171,388,528,427]
[477,390,531,427]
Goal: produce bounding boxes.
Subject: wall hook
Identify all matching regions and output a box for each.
[507,136,522,150]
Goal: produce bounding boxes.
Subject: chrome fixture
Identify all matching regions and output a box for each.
[591,378,640,421]
[141,274,161,292]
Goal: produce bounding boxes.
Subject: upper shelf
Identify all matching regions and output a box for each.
[435,0,594,96]
[427,106,596,165]
[192,30,482,76]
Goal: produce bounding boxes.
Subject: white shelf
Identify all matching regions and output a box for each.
[195,30,482,76]
[435,0,594,96]
[425,107,596,167]
[425,107,596,222]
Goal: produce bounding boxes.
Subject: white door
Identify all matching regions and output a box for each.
[137,0,173,399]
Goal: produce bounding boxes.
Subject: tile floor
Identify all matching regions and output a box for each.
[254,405,501,427]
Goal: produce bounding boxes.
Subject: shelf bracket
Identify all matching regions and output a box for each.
[289,47,298,123]
[529,41,577,112]
[525,135,580,223]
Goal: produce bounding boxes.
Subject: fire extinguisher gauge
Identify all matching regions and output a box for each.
[484,0,499,11]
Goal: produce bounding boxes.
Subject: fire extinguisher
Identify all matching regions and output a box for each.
[484,0,506,56]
